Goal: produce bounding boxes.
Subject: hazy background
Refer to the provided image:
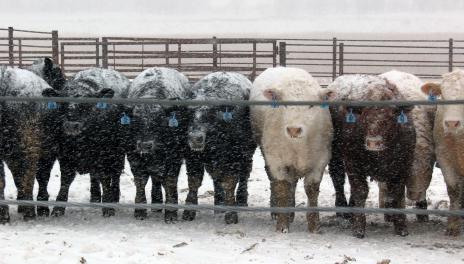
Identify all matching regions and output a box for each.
[2,0,464,37]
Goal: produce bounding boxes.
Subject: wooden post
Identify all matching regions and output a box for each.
[339,43,344,76]
[165,43,170,66]
[51,30,59,64]
[332,37,337,80]
[102,37,108,69]
[272,40,277,67]
[60,43,65,74]
[251,41,257,81]
[177,42,181,71]
[18,39,22,68]
[212,36,218,71]
[449,38,454,72]
[95,38,100,67]
[279,41,286,66]
[8,27,14,67]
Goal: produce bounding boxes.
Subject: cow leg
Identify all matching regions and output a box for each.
[272,179,291,233]
[222,174,239,224]
[36,157,54,217]
[378,182,392,222]
[347,173,369,238]
[385,179,408,236]
[51,165,76,217]
[150,180,163,213]
[182,158,204,221]
[163,161,182,223]
[265,165,277,220]
[329,151,348,219]
[133,170,150,220]
[99,172,117,217]
[445,177,463,236]
[90,176,101,203]
[288,180,296,223]
[236,173,249,207]
[0,162,9,224]
[111,173,121,204]
[415,195,429,222]
[304,173,322,233]
[7,158,36,220]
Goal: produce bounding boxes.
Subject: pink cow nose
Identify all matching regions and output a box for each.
[445,120,461,129]
[286,127,303,138]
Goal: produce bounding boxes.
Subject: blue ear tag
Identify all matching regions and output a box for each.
[428,92,437,102]
[345,108,356,123]
[169,113,179,127]
[320,96,329,109]
[222,108,233,122]
[271,94,279,109]
[397,110,408,124]
[96,102,108,109]
[47,101,57,109]
[120,112,131,125]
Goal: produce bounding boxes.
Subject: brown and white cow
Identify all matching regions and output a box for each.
[421,69,464,236]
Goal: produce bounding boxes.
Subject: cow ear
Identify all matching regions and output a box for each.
[42,88,61,97]
[44,57,54,70]
[318,88,336,101]
[98,88,115,98]
[263,89,280,100]
[421,82,441,96]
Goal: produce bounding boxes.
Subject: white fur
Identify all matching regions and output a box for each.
[250,67,333,183]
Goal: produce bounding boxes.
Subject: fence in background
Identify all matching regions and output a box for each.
[2,26,464,85]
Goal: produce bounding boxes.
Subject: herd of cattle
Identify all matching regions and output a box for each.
[0,57,463,238]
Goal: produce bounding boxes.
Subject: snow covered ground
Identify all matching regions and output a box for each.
[0,149,462,264]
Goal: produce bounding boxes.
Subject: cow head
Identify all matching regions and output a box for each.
[29,57,66,90]
[322,76,414,152]
[421,70,464,133]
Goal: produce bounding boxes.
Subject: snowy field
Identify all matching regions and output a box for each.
[0,149,462,264]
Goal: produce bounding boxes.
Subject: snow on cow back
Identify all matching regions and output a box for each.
[0,66,51,97]
[129,67,190,99]
[192,71,251,100]
[67,68,130,98]
[251,67,333,178]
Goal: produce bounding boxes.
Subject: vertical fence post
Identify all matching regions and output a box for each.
[272,40,277,67]
[177,42,181,71]
[51,30,59,64]
[18,39,22,68]
[279,41,286,66]
[332,37,337,80]
[449,38,454,72]
[102,37,108,69]
[8,27,14,67]
[165,43,170,66]
[95,38,100,67]
[60,42,65,74]
[212,36,218,72]
[251,41,257,81]
[339,43,344,76]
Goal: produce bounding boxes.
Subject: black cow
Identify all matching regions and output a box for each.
[126,67,191,223]
[183,72,256,224]
[40,68,131,217]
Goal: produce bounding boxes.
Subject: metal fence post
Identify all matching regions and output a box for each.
[51,30,59,64]
[338,43,344,76]
[332,37,337,80]
[449,38,454,72]
[95,38,100,67]
[177,42,181,71]
[60,42,65,74]
[18,39,22,68]
[102,37,108,69]
[212,36,218,71]
[272,40,277,67]
[165,43,170,66]
[251,41,257,81]
[279,41,286,66]
[8,27,14,66]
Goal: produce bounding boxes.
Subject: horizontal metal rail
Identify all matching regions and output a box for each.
[0,200,463,216]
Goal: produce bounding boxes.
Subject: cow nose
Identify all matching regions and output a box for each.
[445,120,461,129]
[286,126,303,138]
[192,135,204,144]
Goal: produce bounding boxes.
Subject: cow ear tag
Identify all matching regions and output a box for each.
[120,112,131,125]
[96,102,108,109]
[345,108,356,123]
[47,101,57,109]
[397,110,408,124]
[222,107,233,122]
[169,113,179,127]
[428,91,437,102]
[271,94,279,109]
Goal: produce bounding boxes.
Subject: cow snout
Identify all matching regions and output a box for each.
[136,140,155,154]
[63,121,84,136]
[188,131,206,151]
[444,120,461,130]
[365,136,385,151]
[286,126,303,138]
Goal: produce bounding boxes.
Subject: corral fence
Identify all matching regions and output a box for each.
[2,26,464,85]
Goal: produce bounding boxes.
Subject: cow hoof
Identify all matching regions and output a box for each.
[134,209,147,220]
[23,211,36,221]
[164,211,178,224]
[271,212,277,220]
[0,207,10,224]
[225,212,238,224]
[394,224,409,237]
[445,227,461,237]
[289,212,295,223]
[102,208,115,217]
[352,230,365,239]
[37,206,50,217]
[384,214,393,223]
[182,210,196,221]
[17,205,26,214]
[51,207,65,217]
[416,214,429,222]
[276,225,289,233]
[308,222,320,233]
